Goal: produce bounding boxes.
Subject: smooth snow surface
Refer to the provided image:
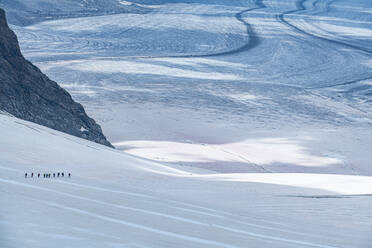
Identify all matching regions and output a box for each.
[1,113,372,248]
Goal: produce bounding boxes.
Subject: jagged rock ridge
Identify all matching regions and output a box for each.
[0,8,113,147]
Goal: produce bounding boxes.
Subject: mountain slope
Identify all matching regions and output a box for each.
[0,8,112,147]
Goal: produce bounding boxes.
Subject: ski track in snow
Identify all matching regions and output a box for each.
[1,114,372,247]
[0,169,329,239]
[0,166,305,232]
[0,173,344,248]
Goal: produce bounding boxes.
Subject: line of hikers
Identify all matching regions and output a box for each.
[25,172,71,178]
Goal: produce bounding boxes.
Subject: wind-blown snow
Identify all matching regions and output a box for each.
[1,113,372,247]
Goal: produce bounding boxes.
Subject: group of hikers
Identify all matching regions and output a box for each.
[25,172,71,178]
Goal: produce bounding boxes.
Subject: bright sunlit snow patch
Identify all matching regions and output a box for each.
[315,23,372,38]
[150,57,248,69]
[33,10,245,35]
[201,173,372,195]
[119,0,132,5]
[119,0,161,8]
[63,59,244,81]
[80,126,88,132]
[114,137,343,171]
[211,92,270,102]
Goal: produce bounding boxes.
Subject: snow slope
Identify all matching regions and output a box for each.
[1,112,372,247]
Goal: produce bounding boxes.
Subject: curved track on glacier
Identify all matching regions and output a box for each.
[195,0,266,58]
[277,0,372,89]
[16,1,266,60]
[277,0,372,55]
[136,0,266,58]
[0,161,342,248]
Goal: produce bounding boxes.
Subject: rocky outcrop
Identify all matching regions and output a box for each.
[0,8,113,147]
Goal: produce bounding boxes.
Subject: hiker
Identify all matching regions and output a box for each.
[25,173,27,178]
[57,172,60,177]
[31,173,34,178]
[68,173,71,178]
[62,172,64,177]
[38,173,40,178]
[43,174,46,178]
[53,173,55,178]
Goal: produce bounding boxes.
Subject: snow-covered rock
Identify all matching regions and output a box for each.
[0,8,112,147]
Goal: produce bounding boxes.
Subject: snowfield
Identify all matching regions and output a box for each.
[1,113,372,247]
[1,0,372,246]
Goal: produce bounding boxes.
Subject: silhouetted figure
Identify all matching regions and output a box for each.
[38,173,40,178]
[31,173,34,178]
[25,173,27,178]
[68,173,71,178]
[43,174,46,178]
[57,173,60,177]
[62,173,64,177]
[53,173,55,178]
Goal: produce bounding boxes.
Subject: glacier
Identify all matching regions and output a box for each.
[8,0,372,175]
[1,0,372,247]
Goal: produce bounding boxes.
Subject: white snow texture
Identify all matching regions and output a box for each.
[1,0,372,247]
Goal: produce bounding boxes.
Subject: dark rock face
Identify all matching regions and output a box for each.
[0,8,113,147]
